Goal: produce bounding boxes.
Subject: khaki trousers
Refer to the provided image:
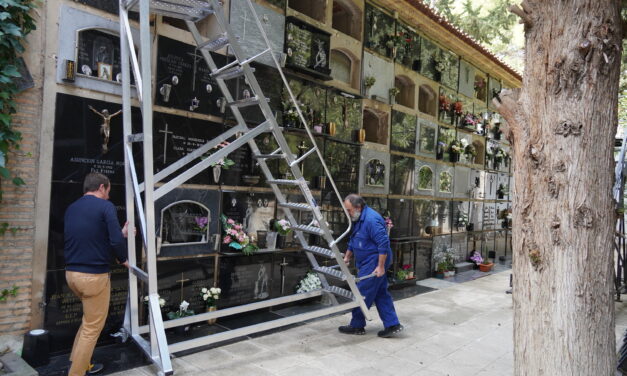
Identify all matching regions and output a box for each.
[66,271,110,376]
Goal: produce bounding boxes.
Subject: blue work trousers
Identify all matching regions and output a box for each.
[349,256,400,329]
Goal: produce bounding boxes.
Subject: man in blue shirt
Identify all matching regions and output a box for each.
[64,173,129,376]
[338,194,403,338]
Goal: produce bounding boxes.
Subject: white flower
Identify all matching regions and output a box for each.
[460,138,469,148]
[201,288,208,293]
[159,298,166,307]
[144,296,149,302]
[180,300,189,312]
[203,294,210,300]
[216,288,221,294]
[214,296,219,300]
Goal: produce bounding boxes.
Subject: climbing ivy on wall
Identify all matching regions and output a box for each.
[0,0,37,233]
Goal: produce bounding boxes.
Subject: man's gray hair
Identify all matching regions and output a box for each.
[344,194,366,209]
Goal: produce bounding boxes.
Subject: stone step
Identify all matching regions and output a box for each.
[455,262,474,273]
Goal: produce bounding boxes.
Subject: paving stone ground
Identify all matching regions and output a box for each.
[111,271,627,376]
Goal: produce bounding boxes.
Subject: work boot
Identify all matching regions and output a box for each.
[338,325,365,335]
[377,324,404,338]
[86,363,104,375]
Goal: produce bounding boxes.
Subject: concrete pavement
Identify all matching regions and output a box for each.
[112,271,627,376]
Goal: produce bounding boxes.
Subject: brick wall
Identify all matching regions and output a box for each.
[0,0,45,336]
[0,86,42,335]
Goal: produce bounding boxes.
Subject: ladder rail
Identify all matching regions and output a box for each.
[239,0,353,246]
[205,0,371,318]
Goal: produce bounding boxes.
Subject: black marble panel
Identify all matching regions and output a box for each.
[43,266,129,354]
[364,197,388,215]
[154,188,221,258]
[388,199,412,238]
[326,89,362,142]
[364,3,395,58]
[153,112,224,186]
[319,192,350,251]
[74,0,138,18]
[437,127,456,162]
[415,239,434,279]
[284,17,331,79]
[226,63,283,125]
[282,77,326,129]
[412,199,435,238]
[419,36,438,81]
[390,111,416,153]
[47,182,131,271]
[280,132,324,183]
[220,142,255,186]
[432,200,451,235]
[390,155,414,195]
[52,94,142,185]
[270,252,313,297]
[155,36,226,116]
[76,29,129,84]
[395,23,420,70]
[218,253,275,307]
[147,258,216,323]
[439,49,459,91]
[324,141,359,193]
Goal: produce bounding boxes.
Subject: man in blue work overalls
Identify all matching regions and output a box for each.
[338,194,404,338]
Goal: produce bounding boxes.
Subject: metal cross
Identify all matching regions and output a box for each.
[187,49,204,92]
[175,272,190,303]
[158,122,173,164]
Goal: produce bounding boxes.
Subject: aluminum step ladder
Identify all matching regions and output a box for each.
[117,1,372,374]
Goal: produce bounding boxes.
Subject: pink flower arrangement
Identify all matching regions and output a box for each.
[220,214,257,255]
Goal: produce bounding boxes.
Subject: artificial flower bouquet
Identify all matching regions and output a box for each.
[200,287,221,307]
[220,214,258,255]
[296,271,322,293]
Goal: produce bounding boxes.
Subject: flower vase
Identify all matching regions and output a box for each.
[436,145,444,160]
[212,165,221,184]
[206,306,217,324]
[407,271,414,279]
[276,234,286,249]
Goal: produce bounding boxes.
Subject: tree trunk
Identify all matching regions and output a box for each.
[495,1,623,375]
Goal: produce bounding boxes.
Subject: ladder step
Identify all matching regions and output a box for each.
[313,266,346,281]
[303,245,334,258]
[127,133,144,143]
[126,0,214,21]
[278,202,313,211]
[198,34,229,51]
[292,224,324,236]
[266,179,301,186]
[212,67,254,80]
[253,154,285,160]
[324,286,354,300]
[227,96,269,108]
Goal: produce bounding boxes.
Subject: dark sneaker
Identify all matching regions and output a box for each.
[86,363,104,375]
[338,325,365,335]
[377,324,404,338]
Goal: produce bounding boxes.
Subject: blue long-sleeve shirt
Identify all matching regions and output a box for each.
[64,195,127,273]
[347,205,392,270]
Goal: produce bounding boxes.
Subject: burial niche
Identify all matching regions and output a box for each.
[395,75,415,108]
[363,108,388,145]
[159,200,210,246]
[472,140,485,165]
[365,159,386,187]
[330,49,352,85]
[289,0,326,22]
[418,84,437,116]
[417,166,433,191]
[332,0,362,40]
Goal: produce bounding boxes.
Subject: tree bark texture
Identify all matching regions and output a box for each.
[494,1,623,375]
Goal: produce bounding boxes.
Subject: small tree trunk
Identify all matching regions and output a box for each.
[495,1,623,375]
